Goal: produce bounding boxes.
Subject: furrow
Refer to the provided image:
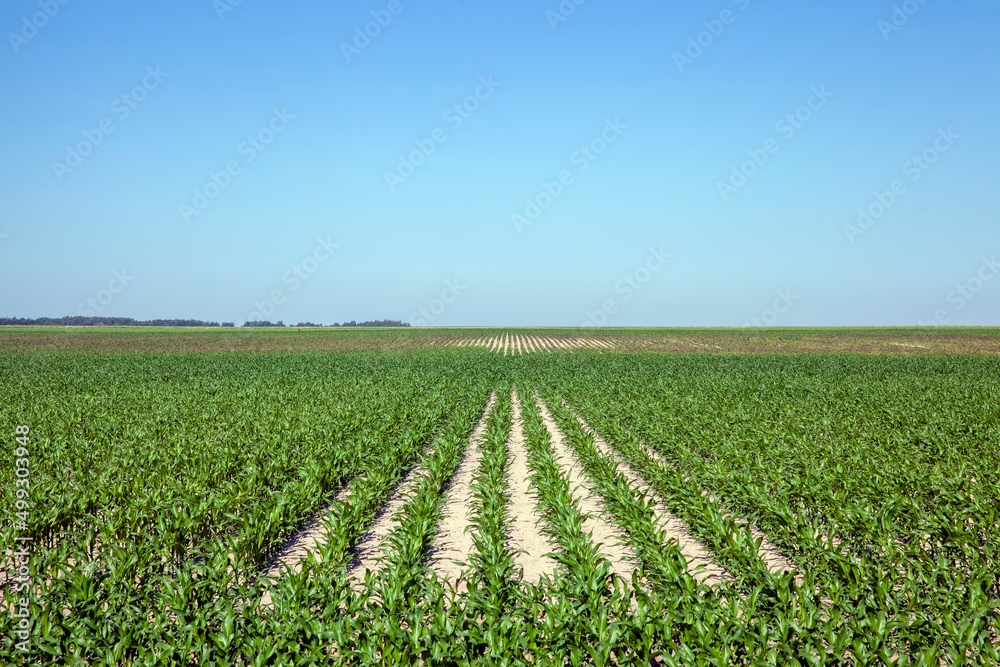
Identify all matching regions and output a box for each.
[621,430,797,579]
[507,390,560,585]
[259,482,356,606]
[533,396,635,581]
[561,404,724,585]
[428,393,497,585]
[346,451,437,584]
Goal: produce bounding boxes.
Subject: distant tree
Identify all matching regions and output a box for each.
[0,316,225,327]
[325,319,409,328]
[0,316,409,328]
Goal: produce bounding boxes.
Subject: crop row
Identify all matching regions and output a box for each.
[2,351,997,664]
[521,353,1000,663]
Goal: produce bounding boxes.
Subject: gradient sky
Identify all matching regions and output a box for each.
[1,0,998,326]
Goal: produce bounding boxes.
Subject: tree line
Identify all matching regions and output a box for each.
[1,316,410,328]
[243,320,410,328]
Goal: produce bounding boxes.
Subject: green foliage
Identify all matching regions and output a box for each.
[1,351,997,664]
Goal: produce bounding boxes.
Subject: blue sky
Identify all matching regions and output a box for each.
[1,0,997,326]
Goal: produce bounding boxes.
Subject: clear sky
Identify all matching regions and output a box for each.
[1,0,998,326]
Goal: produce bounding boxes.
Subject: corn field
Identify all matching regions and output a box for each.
[2,339,998,665]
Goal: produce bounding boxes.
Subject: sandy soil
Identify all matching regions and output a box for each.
[428,393,497,587]
[631,431,797,579]
[560,403,725,585]
[548,337,569,350]
[14,327,997,355]
[259,481,356,606]
[546,335,618,353]
[533,395,636,582]
[345,447,438,587]
[440,333,625,354]
[507,390,561,585]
